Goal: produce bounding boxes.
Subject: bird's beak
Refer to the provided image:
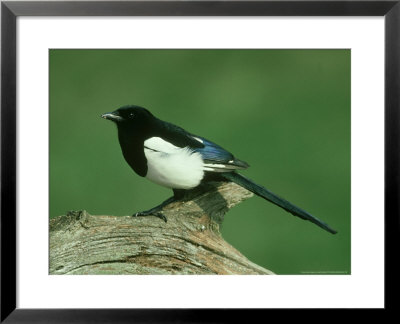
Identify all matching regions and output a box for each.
[101,112,123,122]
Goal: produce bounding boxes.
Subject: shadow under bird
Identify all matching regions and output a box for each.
[101,105,337,234]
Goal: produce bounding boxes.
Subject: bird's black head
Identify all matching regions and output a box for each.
[101,105,154,125]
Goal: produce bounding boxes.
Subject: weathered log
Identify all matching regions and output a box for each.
[49,181,274,275]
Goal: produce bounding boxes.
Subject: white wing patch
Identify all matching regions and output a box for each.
[144,137,181,154]
[203,162,245,172]
[144,137,204,189]
[192,136,204,144]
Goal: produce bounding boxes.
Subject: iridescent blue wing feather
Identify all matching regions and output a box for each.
[192,136,249,172]
[156,119,249,172]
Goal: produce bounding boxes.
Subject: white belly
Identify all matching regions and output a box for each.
[144,137,204,189]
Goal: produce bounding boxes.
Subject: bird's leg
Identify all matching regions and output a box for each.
[133,189,185,222]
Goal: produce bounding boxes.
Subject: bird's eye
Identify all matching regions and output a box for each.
[129,112,134,118]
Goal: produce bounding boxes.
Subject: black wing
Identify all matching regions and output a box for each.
[156,119,205,149]
[192,136,249,172]
[156,120,249,172]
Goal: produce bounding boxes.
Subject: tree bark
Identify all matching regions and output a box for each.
[49,181,274,275]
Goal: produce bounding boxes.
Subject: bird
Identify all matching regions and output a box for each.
[101,105,337,234]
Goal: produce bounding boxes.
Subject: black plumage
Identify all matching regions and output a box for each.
[102,105,337,234]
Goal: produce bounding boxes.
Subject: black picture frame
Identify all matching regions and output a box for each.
[1,0,398,321]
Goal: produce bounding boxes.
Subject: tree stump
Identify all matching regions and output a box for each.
[49,181,274,275]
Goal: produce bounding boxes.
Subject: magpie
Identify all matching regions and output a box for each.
[101,105,337,234]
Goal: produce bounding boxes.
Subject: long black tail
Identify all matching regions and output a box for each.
[221,172,337,234]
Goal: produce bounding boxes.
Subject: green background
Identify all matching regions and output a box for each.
[50,49,350,274]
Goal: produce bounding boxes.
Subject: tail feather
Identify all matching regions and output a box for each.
[221,172,337,234]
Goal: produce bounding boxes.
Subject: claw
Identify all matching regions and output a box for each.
[131,196,176,223]
[132,211,167,223]
[155,213,167,223]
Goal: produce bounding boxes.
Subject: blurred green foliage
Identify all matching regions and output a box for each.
[50,49,350,274]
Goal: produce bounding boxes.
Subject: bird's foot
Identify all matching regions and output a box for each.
[133,210,167,222]
[132,196,178,223]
